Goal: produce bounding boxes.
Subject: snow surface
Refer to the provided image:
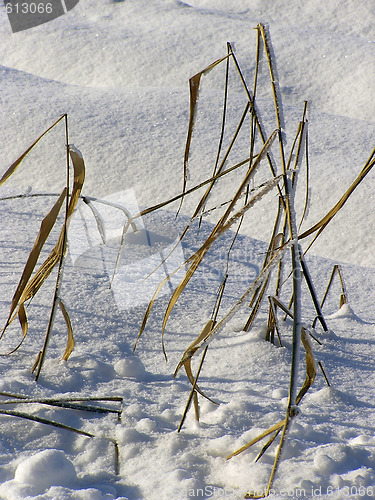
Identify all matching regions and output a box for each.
[0,1,375,499]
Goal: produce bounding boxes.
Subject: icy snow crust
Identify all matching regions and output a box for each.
[0,1,375,499]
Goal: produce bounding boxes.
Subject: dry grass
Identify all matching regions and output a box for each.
[0,116,85,380]
[0,115,123,475]
[132,23,375,497]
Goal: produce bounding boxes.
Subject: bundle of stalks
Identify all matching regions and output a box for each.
[132,23,375,497]
[0,116,121,475]
[0,114,84,380]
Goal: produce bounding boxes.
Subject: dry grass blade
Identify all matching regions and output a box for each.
[0,396,122,416]
[59,299,75,361]
[295,327,317,405]
[133,254,189,354]
[258,24,284,133]
[177,345,209,432]
[0,408,95,437]
[312,265,348,330]
[18,303,28,339]
[174,319,215,378]
[0,115,66,187]
[173,320,218,404]
[252,25,262,102]
[211,45,231,179]
[318,361,331,387]
[179,54,231,213]
[0,188,67,344]
[178,350,218,405]
[0,409,119,474]
[300,148,375,240]
[193,391,199,421]
[21,234,62,304]
[300,251,328,331]
[297,102,310,229]
[226,419,286,460]
[1,391,123,406]
[267,296,283,345]
[254,428,282,463]
[269,295,293,318]
[244,231,284,333]
[67,146,85,218]
[0,390,123,419]
[322,264,348,308]
[286,103,308,182]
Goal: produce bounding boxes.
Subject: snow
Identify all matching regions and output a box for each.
[14,449,77,493]
[0,1,375,499]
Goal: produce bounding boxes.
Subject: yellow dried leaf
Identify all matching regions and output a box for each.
[295,328,317,405]
[1,188,67,338]
[0,115,65,187]
[174,319,215,377]
[180,54,231,209]
[300,150,375,240]
[67,146,85,218]
[227,419,287,460]
[59,300,75,361]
